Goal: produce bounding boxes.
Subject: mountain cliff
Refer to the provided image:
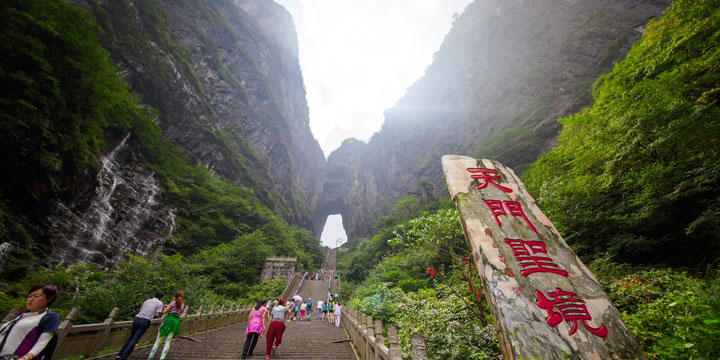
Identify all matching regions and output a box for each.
[69,0,326,227]
[0,0,325,271]
[316,0,672,240]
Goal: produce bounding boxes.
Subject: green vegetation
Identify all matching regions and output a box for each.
[338,192,500,359]
[0,0,322,321]
[0,0,137,237]
[340,196,719,359]
[523,0,720,266]
[589,258,720,359]
[341,2,720,358]
[0,255,287,323]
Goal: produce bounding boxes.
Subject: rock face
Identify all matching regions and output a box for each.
[316,0,671,240]
[47,134,175,269]
[43,0,325,267]
[70,0,325,227]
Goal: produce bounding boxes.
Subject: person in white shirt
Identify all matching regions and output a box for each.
[265,299,292,359]
[116,291,165,360]
[316,300,324,320]
[333,301,343,328]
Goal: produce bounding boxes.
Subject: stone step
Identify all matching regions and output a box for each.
[110,312,355,359]
[101,252,353,359]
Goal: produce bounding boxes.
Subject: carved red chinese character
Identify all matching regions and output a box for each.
[482,200,537,232]
[483,200,506,227]
[535,288,608,338]
[504,239,568,277]
[467,168,512,192]
[503,201,537,232]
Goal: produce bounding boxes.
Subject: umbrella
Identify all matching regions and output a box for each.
[293,295,302,302]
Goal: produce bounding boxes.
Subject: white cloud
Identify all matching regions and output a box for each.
[275,0,472,157]
[272,0,471,243]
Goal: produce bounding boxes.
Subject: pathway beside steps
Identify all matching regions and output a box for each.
[104,274,354,359]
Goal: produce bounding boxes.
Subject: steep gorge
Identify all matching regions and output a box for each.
[70,0,327,228]
[0,0,671,270]
[0,0,326,271]
[315,0,672,241]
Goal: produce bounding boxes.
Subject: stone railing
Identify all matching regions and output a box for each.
[293,271,309,297]
[341,307,428,360]
[0,270,310,360]
[0,303,254,359]
[264,256,297,262]
[281,272,303,299]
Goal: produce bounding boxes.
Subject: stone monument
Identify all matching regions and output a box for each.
[442,155,645,360]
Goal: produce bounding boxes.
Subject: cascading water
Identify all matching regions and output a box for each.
[48,133,175,269]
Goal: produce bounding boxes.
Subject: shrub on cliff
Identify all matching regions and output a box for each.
[523,0,720,266]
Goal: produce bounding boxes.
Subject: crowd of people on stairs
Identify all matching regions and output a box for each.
[251,294,342,359]
[1,267,341,360]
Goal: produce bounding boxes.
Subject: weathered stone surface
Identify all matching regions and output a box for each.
[70,0,325,229]
[39,0,327,268]
[316,0,670,241]
[260,257,299,286]
[46,134,174,270]
[442,155,644,360]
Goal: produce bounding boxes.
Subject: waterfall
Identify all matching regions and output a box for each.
[49,133,175,269]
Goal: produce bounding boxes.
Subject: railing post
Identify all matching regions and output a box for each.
[358,312,367,359]
[87,307,119,358]
[410,336,429,360]
[388,325,401,360]
[230,303,242,325]
[203,304,216,332]
[366,315,375,360]
[375,319,385,360]
[375,319,384,352]
[54,307,79,356]
[224,303,235,327]
[188,304,203,335]
[215,304,225,329]
[235,303,242,325]
[353,309,359,352]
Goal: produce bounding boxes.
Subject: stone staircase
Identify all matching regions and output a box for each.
[114,268,355,359]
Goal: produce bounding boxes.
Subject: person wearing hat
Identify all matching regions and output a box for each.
[265,298,291,359]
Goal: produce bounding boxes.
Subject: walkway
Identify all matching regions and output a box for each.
[108,252,354,359]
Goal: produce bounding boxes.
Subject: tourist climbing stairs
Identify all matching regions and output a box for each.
[106,252,355,359]
[4,247,430,360]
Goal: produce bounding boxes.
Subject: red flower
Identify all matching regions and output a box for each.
[427,268,435,276]
[463,257,470,264]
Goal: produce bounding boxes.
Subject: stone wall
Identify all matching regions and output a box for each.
[260,257,298,286]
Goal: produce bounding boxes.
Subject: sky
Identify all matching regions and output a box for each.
[273,0,473,247]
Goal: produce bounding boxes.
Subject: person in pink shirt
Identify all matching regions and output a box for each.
[242,299,267,359]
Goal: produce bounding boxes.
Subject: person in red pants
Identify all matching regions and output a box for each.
[265,298,291,359]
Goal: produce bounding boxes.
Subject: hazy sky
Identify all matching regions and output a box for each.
[273,0,472,247]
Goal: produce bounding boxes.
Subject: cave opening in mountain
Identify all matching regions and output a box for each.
[319,214,348,249]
